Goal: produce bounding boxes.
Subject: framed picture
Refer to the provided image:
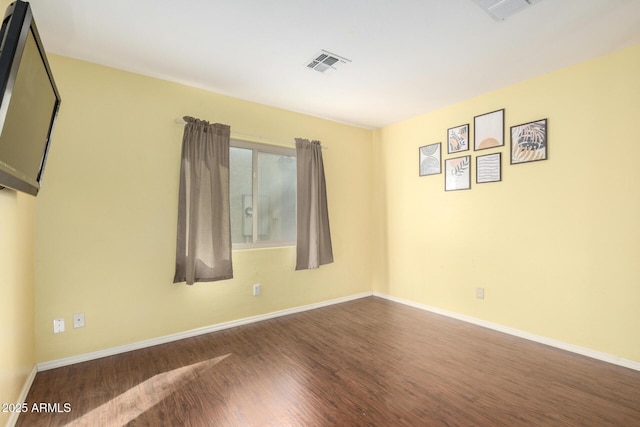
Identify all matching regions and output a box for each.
[474,109,504,151]
[419,143,441,176]
[510,118,547,164]
[447,124,469,154]
[476,152,501,184]
[445,155,471,191]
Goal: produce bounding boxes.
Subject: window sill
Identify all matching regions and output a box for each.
[232,241,296,251]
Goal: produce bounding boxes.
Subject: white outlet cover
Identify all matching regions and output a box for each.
[53,318,65,334]
[73,312,85,328]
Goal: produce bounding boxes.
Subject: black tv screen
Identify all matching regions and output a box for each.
[0,0,61,196]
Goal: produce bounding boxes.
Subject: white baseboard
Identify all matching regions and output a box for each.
[6,365,37,427]
[35,290,640,373]
[374,292,640,372]
[37,292,373,372]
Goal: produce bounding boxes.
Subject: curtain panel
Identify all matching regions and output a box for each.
[295,138,333,270]
[174,117,233,285]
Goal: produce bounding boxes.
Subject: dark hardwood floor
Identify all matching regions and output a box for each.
[17,296,640,426]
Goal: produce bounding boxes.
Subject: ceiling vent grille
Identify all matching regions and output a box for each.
[471,0,544,21]
[306,50,351,75]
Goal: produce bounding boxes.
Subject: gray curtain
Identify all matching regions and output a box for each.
[295,138,333,270]
[174,117,233,285]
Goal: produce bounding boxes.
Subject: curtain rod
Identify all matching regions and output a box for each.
[174,118,327,149]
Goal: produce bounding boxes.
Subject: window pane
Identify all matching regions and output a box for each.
[257,151,296,242]
[230,147,253,244]
[230,141,296,248]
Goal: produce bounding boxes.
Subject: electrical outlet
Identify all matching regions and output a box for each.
[476,287,485,300]
[253,283,261,296]
[53,318,65,334]
[73,312,85,328]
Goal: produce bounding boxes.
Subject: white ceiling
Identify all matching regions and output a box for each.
[28,0,640,129]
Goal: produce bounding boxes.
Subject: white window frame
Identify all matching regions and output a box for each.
[230,139,296,250]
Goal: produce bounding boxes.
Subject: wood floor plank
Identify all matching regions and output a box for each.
[17,297,640,426]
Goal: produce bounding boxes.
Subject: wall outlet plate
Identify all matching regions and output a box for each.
[73,312,85,328]
[53,318,65,334]
[253,283,261,296]
[476,287,485,299]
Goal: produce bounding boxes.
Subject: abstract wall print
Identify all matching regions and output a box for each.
[445,155,471,191]
[447,124,469,154]
[476,152,501,184]
[419,143,441,176]
[511,119,547,164]
[474,109,504,151]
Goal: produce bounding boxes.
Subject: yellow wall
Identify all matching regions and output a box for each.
[0,192,35,426]
[32,44,640,366]
[34,56,374,362]
[376,45,640,362]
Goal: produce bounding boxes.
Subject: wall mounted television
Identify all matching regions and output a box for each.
[0,0,61,196]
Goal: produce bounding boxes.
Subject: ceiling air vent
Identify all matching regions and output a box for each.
[306,50,351,75]
[471,0,544,21]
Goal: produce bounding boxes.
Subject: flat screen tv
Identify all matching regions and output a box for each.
[0,0,60,196]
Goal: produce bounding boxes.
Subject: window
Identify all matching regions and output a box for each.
[229,140,296,248]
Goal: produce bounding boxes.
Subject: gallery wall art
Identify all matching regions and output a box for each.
[419,143,441,176]
[476,152,501,183]
[511,119,548,164]
[445,155,471,191]
[474,109,504,151]
[419,108,548,191]
[447,124,469,154]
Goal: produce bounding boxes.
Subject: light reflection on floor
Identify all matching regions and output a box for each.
[67,354,231,426]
